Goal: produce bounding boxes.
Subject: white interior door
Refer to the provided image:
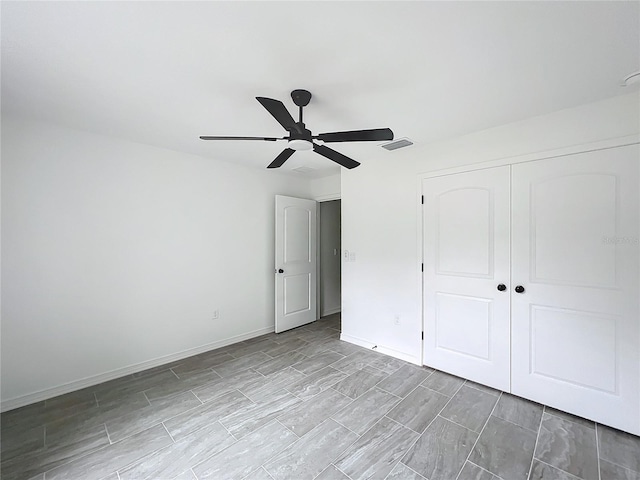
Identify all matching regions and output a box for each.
[511,145,640,435]
[423,166,511,391]
[275,195,317,333]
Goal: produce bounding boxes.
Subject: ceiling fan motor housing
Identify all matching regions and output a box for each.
[291,89,312,107]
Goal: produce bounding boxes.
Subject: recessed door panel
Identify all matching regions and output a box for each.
[284,273,312,316]
[531,173,617,287]
[436,188,492,277]
[435,293,491,361]
[423,166,511,392]
[511,144,639,435]
[284,207,312,264]
[529,305,617,393]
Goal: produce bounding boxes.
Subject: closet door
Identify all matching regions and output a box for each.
[511,145,639,435]
[423,166,511,391]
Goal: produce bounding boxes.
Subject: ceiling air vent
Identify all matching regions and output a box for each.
[292,166,315,174]
[380,138,413,151]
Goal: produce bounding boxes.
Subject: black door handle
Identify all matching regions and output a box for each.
[515,285,525,293]
[497,284,506,291]
[278,269,284,273]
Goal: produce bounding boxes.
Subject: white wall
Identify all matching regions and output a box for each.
[309,173,340,201]
[319,200,341,316]
[1,117,311,408]
[341,92,640,364]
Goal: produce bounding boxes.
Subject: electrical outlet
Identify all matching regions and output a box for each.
[344,249,349,261]
[394,315,400,325]
[212,309,219,320]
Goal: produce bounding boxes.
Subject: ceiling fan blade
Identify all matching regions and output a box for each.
[256,97,297,132]
[267,148,295,169]
[313,144,360,169]
[199,135,281,141]
[315,128,394,143]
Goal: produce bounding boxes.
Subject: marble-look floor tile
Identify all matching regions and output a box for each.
[334,416,419,480]
[191,368,263,403]
[597,424,640,474]
[0,402,47,431]
[261,338,309,358]
[492,393,543,432]
[529,460,582,480]
[219,390,301,438]
[243,467,276,480]
[213,352,273,377]
[331,387,399,435]
[0,424,110,480]
[239,367,307,403]
[44,392,151,442]
[294,341,336,358]
[386,462,427,479]
[143,368,221,402]
[439,385,498,433]
[94,369,180,405]
[470,416,537,480]
[285,366,347,401]
[118,421,235,480]
[377,365,432,398]
[291,351,344,375]
[255,351,308,376]
[174,469,198,480]
[264,419,358,479]
[278,388,353,437]
[421,370,465,397]
[321,339,367,357]
[105,391,201,442]
[330,350,381,375]
[228,339,281,359]
[457,462,500,480]
[545,407,595,429]
[0,424,45,462]
[386,386,449,434]
[600,459,640,480]
[192,421,297,480]
[402,416,477,480]
[315,465,350,479]
[331,365,387,399]
[464,380,500,396]
[163,389,253,440]
[534,413,598,480]
[170,351,234,377]
[367,354,411,375]
[45,424,173,480]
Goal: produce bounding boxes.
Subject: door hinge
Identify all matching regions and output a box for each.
[421,331,424,340]
[421,195,424,204]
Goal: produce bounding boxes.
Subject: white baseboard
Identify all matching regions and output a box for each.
[1,326,274,413]
[340,333,421,366]
[320,307,341,317]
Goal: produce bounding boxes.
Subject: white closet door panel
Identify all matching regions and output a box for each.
[511,145,639,435]
[423,166,511,391]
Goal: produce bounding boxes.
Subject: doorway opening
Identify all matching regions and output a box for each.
[318,199,341,327]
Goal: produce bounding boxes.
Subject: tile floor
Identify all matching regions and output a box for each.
[1,314,639,480]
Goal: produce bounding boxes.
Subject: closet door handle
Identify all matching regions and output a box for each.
[497,284,507,291]
[278,269,284,273]
[515,285,525,293]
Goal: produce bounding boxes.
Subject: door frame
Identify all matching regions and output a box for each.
[417,134,640,368]
[315,193,341,320]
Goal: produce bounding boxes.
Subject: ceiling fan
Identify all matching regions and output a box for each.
[200,89,394,169]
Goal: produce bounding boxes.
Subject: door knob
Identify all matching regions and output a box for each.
[497,284,507,291]
[278,269,284,273]
[515,285,525,293]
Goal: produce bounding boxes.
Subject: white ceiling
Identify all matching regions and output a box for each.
[2,1,638,178]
